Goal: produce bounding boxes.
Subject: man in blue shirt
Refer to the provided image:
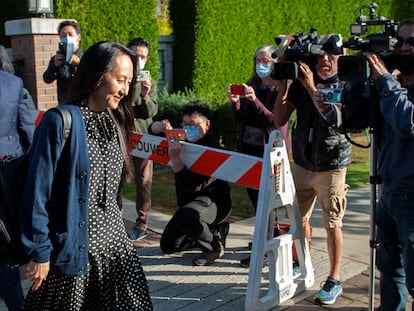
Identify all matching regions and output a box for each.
[363,18,414,311]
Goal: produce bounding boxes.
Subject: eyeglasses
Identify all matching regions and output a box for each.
[395,36,414,48]
[181,119,206,128]
[254,58,273,64]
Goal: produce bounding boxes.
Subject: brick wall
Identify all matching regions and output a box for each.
[5,18,67,110]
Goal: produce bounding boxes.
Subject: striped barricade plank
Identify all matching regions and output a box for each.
[131,132,262,189]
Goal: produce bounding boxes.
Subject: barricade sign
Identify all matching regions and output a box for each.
[130,132,263,189]
[245,130,314,311]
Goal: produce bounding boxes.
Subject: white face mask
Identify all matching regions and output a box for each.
[61,36,78,62]
[138,58,146,70]
[183,125,202,142]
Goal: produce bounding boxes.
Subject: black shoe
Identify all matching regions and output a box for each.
[239,255,268,268]
[193,237,224,266]
[248,241,253,250]
[240,256,251,268]
[211,222,230,248]
[218,222,229,248]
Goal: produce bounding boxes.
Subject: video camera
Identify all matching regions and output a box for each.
[338,2,399,82]
[271,28,324,80]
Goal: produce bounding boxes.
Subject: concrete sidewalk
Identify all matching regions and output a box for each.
[1,184,412,310]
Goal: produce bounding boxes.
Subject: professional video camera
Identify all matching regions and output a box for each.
[338,2,399,82]
[271,28,324,80]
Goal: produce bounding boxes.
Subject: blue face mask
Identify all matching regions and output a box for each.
[183,125,201,142]
[256,63,272,78]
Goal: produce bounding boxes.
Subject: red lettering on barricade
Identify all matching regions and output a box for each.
[130,132,171,164]
[130,132,143,153]
[150,140,169,164]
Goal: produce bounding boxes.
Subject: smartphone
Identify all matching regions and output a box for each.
[58,42,67,58]
[231,84,245,96]
[166,129,186,141]
[138,70,150,82]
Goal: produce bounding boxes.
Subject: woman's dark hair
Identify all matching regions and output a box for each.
[69,41,138,179]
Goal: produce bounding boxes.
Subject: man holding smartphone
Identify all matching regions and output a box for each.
[125,37,158,241]
[43,20,83,104]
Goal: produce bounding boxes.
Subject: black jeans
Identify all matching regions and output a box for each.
[160,196,229,253]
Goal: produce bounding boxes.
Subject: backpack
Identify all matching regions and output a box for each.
[0,106,72,266]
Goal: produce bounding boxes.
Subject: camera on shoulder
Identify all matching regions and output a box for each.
[338,2,399,82]
[270,28,323,80]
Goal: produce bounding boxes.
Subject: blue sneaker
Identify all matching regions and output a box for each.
[314,276,343,305]
[127,227,148,241]
[293,262,301,278]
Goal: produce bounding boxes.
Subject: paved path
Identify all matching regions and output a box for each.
[1,184,412,310]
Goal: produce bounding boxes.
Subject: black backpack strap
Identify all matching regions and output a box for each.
[54,106,72,150]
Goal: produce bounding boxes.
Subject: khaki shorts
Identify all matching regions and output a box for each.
[292,163,349,229]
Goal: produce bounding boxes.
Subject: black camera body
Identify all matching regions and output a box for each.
[271,28,323,80]
[338,3,400,133]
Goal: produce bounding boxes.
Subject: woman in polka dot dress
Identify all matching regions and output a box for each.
[19,41,153,310]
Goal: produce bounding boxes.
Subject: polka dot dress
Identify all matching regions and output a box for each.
[23,106,153,310]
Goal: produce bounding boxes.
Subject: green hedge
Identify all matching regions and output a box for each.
[167,0,407,148]
[171,0,401,105]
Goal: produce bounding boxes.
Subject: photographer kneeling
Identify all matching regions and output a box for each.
[362,18,414,311]
[153,101,232,266]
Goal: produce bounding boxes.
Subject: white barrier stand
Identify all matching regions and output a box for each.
[245,130,314,311]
